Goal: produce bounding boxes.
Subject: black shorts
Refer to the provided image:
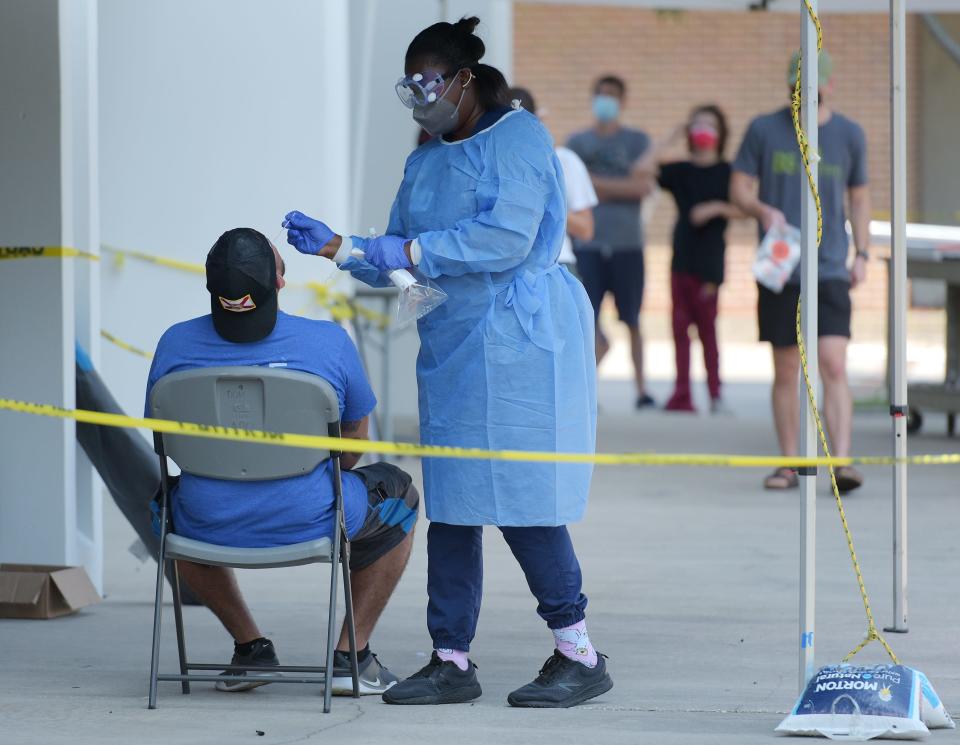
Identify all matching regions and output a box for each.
[757,280,852,348]
[573,249,645,325]
[348,462,419,570]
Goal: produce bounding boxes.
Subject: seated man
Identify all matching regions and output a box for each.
[145,227,418,695]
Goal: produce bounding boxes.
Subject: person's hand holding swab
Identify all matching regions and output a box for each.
[283,210,339,257]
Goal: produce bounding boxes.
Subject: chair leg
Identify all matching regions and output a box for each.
[172,562,190,694]
[148,556,166,709]
[341,543,360,698]
[323,555,340,714]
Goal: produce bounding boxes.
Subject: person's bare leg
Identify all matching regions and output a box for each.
[628,323,645,397]
[818,336,852,457]
[176,561,261,643]
[595,321,610,366]
[771,345,801,456]
[336,528,414,651]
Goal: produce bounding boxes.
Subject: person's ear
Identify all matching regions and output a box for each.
[460,69,474,89]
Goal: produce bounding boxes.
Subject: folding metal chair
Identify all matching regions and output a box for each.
[146,366,359,713]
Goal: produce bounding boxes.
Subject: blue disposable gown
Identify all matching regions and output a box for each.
[350,109,596,526]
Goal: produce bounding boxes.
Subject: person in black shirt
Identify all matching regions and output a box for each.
[642,105,744,413]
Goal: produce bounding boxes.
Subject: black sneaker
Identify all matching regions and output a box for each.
[382,652,482,705]
[214,638,281,692]
[636,393,656,409]
[507,650,613,708]
[331,649,399,695]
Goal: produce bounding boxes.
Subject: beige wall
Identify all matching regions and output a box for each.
[920,14,960,226]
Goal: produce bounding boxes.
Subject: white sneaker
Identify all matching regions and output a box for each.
[331,650,399,695]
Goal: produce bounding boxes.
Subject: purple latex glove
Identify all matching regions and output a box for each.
[283,210,336,256]
[362,234,412,272]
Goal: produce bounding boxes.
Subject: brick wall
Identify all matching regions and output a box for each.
[514,5,922,334]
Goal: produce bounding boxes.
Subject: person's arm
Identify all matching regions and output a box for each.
[847,124,870,288]
[848,184,871,288]
[411,127,559,278]
[339,416,369,470]
[559,148,598,242]
[591,159,655,202]
[635,124,687,177]
[729,171,785,232]
[336,329,377,470]
[689,200,749,227]
[566,208,594,241]
[729,118,785,231]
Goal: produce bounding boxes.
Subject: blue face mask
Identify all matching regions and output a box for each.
[592,94,620,123]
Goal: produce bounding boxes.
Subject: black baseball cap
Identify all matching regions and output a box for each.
[205,228,278,343]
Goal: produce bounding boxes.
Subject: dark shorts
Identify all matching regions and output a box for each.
[573,249,645,325]
[348,462,419,570]
[757,280,852,348]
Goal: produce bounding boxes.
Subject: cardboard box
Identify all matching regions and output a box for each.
[0,564,101,619]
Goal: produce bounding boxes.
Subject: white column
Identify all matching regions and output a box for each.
[798,1,819,692]
[887,0,909,634]
[320,0,352,237]
[0,0,101,590]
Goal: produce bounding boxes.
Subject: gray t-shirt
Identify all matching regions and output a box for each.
[733,107,867,284]
[567,126,650,251]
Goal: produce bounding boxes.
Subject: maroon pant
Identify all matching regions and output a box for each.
[668,271,721,407]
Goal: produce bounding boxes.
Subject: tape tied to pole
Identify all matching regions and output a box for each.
[791,3,899,665]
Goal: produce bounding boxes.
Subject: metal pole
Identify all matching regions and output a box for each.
[886,0,909,634]
[798,0,820,692]
[381,297,394,446]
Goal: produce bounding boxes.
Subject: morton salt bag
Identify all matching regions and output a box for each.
[752,222,801,293]
[776,664,952,740]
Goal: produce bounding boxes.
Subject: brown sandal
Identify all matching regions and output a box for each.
[834,465,864,494]
[764,467,799,490]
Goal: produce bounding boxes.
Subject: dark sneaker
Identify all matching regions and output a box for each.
[331,649,399,695]
[382,652,482,705]
[636,393,656,410]
[214,638,281,692]
[507,650,613,708]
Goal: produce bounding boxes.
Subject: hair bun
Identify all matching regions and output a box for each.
[452,16,484,64]
[453,16,481,35]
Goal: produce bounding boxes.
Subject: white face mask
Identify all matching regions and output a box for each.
[412,72,471,136]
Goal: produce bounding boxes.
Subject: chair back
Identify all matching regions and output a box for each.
[150,366,339,480]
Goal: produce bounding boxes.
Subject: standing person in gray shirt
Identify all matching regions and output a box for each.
[730,50,871,493]
[568,75,656,409]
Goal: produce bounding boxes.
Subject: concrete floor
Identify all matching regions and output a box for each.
[3,382,959,745]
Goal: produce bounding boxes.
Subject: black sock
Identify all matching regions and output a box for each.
[337,643,371,663]
[235,637,267,657]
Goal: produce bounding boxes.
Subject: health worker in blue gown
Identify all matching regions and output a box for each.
[283,16,612,709]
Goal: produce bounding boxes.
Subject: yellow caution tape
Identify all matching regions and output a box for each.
[102,245,390,329]
[1,246,99,262]
[100,329,154,360]
[791,6,899,665]
[1,397,958,468]
[103,244,204,275]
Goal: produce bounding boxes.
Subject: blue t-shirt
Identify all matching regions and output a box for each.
[145,311,377,547]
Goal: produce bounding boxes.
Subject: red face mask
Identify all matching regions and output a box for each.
[689,125,719,151]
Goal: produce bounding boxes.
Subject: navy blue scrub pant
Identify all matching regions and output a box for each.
[427,522,588,652]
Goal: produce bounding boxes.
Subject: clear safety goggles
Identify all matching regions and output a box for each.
[395,70,448,109]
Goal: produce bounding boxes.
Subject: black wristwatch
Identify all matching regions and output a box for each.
[855,250,869,260]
